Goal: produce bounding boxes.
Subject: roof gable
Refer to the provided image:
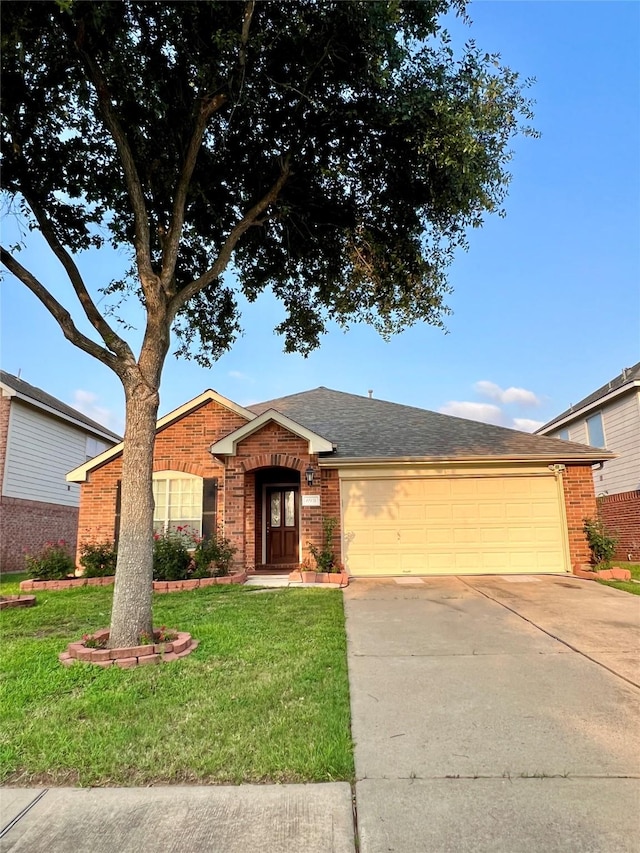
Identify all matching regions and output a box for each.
[209,409,334,456]
[537,362,640,433]
[67,388,254,482]
[0,370,121,442]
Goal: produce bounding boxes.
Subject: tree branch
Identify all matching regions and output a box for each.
[167,158,291,319]
[161,1,255,293]
[1,247,125,375]
[70,23,159,298]
[160,93,227,292]
[19,190,134,361]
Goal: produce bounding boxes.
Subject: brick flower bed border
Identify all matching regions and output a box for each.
[20,571,247,592]
[59,629,198,669]
[288,570,349,586]
[573,564,632,581]
[0,594,36,610]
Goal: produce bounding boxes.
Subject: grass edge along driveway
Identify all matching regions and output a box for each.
[0,576,354,787]
[597,562,640,596]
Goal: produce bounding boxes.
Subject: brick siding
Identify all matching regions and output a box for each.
[75,396,598,575]
[597,490,640,562]
[562,465,598,567]
[219,421,341,570]
[0,496,78,572]
[76,399,246,562]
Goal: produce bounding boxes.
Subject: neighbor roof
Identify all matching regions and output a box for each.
[536,362,640,434]
[0,370,121,442]
[249,387,612,463]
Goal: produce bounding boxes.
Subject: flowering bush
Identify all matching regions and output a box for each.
[25,540,75,580]
[79,541,117,577]
[152,529,192,581]
[192,529,236,578]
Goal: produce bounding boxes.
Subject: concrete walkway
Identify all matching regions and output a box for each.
[0,784,355,853]
[344,575,640,853]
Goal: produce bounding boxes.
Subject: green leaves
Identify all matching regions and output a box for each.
[2,0,536,363]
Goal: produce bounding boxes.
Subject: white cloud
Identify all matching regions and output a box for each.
[70,389,123,433]
[513,417,545,433]
[439,401,505,425]
[439,400,545,432]
[474,380,540,407]
[228,370,254,382]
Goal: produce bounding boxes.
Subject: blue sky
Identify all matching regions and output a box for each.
[1,1,639,437]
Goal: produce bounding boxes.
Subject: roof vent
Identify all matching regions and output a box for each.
[368,389,373,399]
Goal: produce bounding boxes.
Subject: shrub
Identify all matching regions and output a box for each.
[153,530,192,581]
[583,518,618,567]
[192,530,237,578]
[307,516,339,572]
[25,540,75,580]
[79,541,117,577]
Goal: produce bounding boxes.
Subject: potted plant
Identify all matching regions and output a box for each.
[299,557,318,583]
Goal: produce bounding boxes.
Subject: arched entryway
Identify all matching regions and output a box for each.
[254,466,301,571]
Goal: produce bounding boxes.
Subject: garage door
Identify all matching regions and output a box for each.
[341,472,568,576]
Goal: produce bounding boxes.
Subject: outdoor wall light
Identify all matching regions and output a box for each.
[305,465,315,487]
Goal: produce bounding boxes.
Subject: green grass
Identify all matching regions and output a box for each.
[596,562,640,595]
[0,574,354,786]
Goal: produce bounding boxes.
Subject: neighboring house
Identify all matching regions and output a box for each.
[68,386,609,578]
[536,363,640,561]
[0,372,121,571]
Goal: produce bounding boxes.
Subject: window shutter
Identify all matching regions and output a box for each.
[114,480,122,546]
[202,478,218,539]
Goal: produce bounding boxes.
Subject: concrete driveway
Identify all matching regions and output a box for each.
[344,575,640,853]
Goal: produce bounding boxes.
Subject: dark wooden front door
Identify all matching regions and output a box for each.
[266,487,299,564]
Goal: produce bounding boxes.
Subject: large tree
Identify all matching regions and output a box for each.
[1,0,535,646]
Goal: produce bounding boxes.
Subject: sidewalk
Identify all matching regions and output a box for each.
[0,785,355,853]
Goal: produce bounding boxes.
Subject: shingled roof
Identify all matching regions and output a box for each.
[249,387,611,463]
[0,371,121,442]
[537,362,640,433]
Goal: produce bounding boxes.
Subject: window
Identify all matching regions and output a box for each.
[152,472,203,537]
[114,475,217,545]
[586,413,605,448]
[557,428,569,441]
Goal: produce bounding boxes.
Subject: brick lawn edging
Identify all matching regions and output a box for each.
[573,564,632,581]
[288,570,349,586]
[20,571,247,592]
[0,594,36,609]
[59,629,198,669]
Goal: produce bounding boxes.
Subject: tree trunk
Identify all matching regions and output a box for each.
[108,380,160,648]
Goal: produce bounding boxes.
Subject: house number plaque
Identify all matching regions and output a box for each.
[301,494,321,507]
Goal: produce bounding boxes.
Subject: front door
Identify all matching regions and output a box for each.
[266,487,299,564]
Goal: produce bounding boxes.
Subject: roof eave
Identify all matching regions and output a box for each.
[8,389,121,443]
[67,388,254,482]
[319,452,615,467]
[536,381,640,434]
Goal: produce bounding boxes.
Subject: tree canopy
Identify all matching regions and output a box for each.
[1,0,536,647]
[2,0,535,366]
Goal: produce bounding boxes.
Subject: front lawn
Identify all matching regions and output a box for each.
[597,562,640,595]
[0,575,354,786]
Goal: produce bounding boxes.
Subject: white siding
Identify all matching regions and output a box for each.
[595,392,640,494]
[547,391,640,495]
[3,401,86,505]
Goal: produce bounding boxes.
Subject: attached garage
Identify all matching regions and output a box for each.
[340,466,570,576]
